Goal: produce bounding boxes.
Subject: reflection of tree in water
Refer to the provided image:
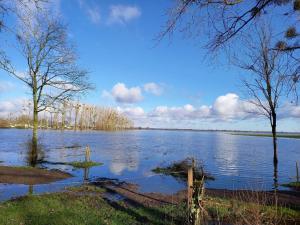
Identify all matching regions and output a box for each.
[83,167,89,183]
[273,162,278,191]
[25,139,45,167]
[24,139,45,196]
[28,185,33,195]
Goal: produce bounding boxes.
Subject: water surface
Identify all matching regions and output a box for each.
[0,129,299,201]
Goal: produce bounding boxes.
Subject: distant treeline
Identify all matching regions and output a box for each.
[0,102,133,131]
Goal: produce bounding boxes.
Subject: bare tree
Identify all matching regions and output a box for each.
[236,26,292,164]
[74,102,80,130]
[160,0,299,51]
[0,10,91,147]
[0,102,134,131]
[0,1,47,67]
[0,1,46,30]
[160,0,300,102]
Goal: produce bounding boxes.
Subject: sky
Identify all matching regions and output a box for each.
[0,0,299,131]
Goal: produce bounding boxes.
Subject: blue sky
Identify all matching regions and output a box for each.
[0,0,299,131]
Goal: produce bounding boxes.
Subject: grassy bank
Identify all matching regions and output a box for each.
[0,188,184,225]
[41,160,103,169]
[0,185,299,225]
[231,133,300,139]
[282,181,300,189]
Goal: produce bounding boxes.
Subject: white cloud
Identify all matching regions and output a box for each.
[212,93,252,120]
[0,81,14,92]
[111,83,143,104]
[101,90,112,99]
[150,104,211,120]
[289,105,300,118]
[1,93,300,130]
[0,98,30,117]
[86,7,101,24]
[119,93,270,127]
[78,0,101,24]
[77,0,84,8]
[102,82,164,104]
[143,82,163,96]
[0,101,15,113]
[280,103,300,118]
[117,106,145,117]
[108,5,141,25]
[15,71,27,79]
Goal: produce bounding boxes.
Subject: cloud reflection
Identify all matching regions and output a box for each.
[108,135,140,175]
[214,133,239,176]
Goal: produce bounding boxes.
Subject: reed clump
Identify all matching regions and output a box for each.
[152,158,214,182]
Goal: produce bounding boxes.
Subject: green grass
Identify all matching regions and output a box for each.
[66,185,106,193]
[206,197,300,219]
[0,185,299,225]
[0,186,185,225]
[40,160,104,169]
[205,196,299,224]
[282,181,300,188]
[0,165,35,169]
[231,133,300,139]
[68,161,103,168]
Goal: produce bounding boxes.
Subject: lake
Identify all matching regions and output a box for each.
[0,129,299,201]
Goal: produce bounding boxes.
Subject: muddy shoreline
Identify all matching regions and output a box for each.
[0,166,72,185]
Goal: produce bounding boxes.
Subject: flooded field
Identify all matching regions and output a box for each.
[0,129,299,201]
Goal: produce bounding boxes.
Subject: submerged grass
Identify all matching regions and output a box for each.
[282,181,300,189]
[66,185,106,193]
[68,161,103,168]
[231,133,300,139]
[39,160,103,169]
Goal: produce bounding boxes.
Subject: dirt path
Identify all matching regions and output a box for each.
[0,166,72,185]
[92,179,300,210]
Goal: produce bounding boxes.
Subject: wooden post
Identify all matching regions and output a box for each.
[296,162,299,182]
[85,146,91,162]
[187,165,193,209]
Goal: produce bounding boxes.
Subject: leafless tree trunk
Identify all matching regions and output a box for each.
[235,26,292,165]
[0,9,91,148]
[74,103,80,131]
[60,101,68,130]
